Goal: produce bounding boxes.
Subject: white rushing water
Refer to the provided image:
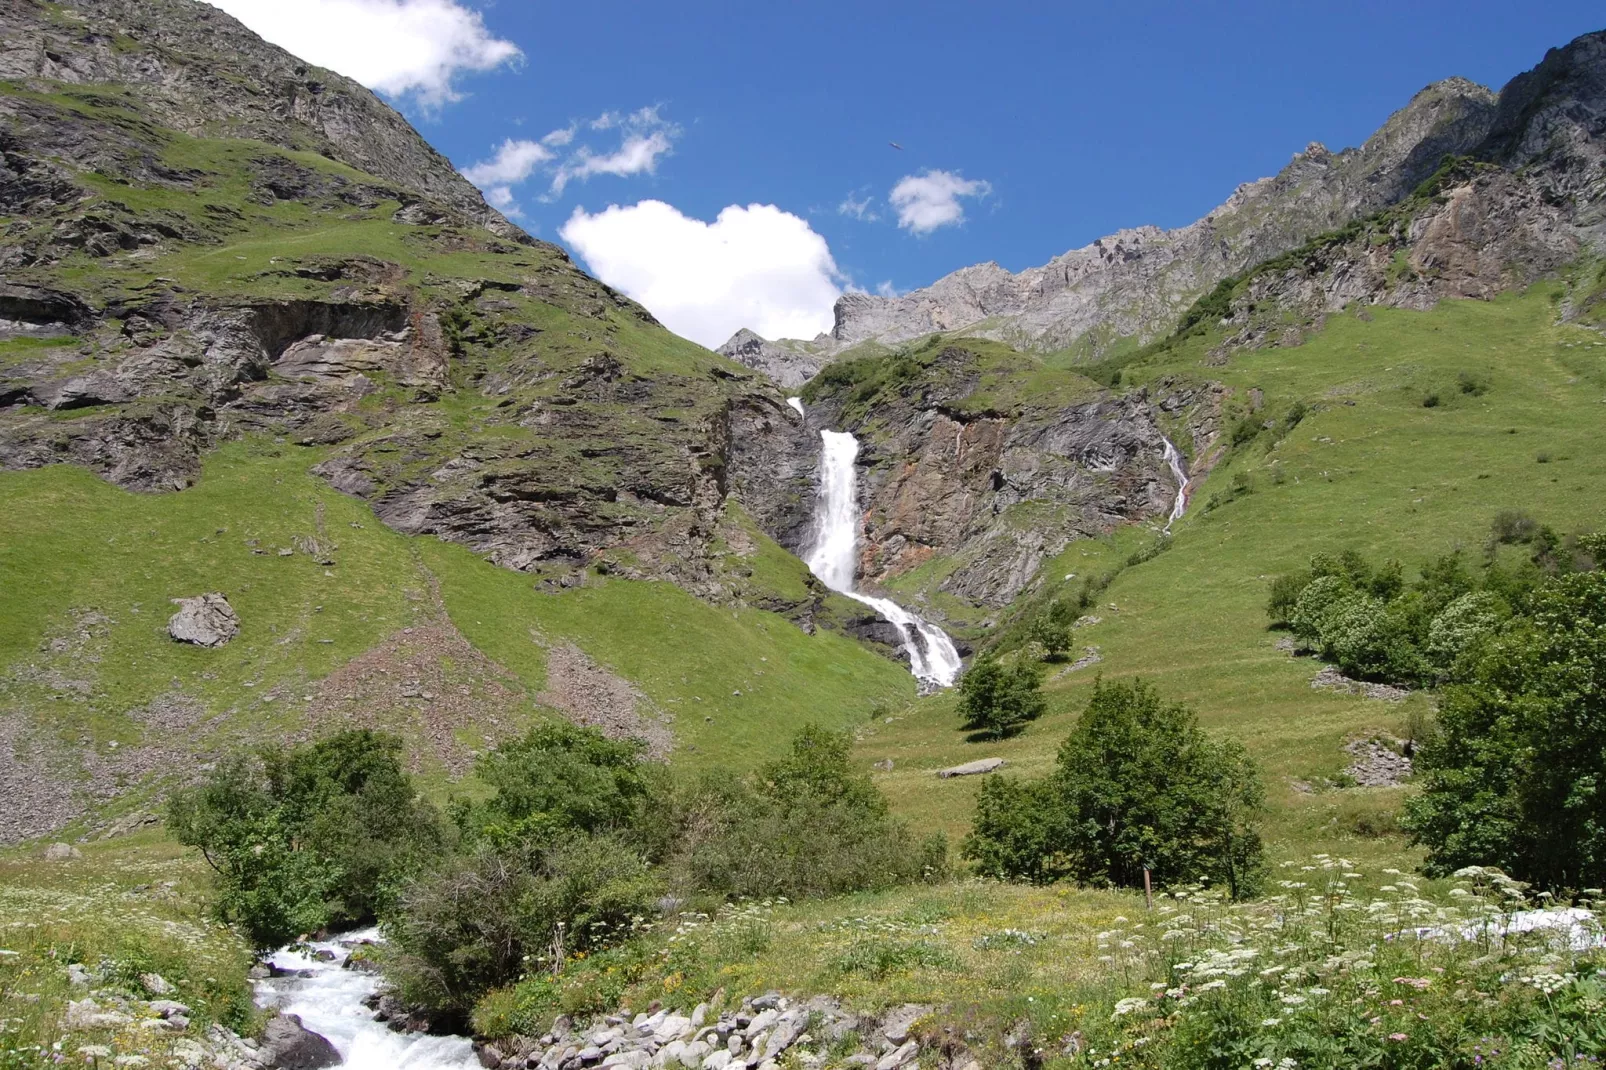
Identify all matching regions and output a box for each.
[255,930,478,1070]
[805,430,963,687]
[786,396,806,418]
[1161,437,1190,532]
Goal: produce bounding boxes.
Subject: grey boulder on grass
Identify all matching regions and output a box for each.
[167,593,240,648]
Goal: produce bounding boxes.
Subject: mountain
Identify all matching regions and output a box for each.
[718,51,1597,377]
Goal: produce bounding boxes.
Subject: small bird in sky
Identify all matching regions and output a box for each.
[889,141,903,150]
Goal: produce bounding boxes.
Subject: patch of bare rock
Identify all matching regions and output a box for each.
[167,593,240,647]
[473,996,971,1070]
[1344,736,1414,787]
[938,758,1006,779]
[1311,665,1411,702]
[536,640,674,759]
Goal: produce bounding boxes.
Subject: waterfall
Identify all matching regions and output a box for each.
[805,430,963,687]
[255,930,478,1070]
[786,396,806,418]
[1161,437,1190,532]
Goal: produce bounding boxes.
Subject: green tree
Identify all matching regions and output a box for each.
[456,721,666,856]
[963,679,1265,897]
[1029,600,1078,661]
[1404,547,1606,890]
[958,659,1047,739]
[168,730,441,949]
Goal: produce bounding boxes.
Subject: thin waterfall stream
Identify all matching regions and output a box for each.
[1161,436,1190,532]
[803,427,963,688]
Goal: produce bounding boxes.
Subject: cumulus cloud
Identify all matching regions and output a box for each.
[560,200,843,348]
[889,169,992,234]
[207,0,520,110]
[838,191,878,222]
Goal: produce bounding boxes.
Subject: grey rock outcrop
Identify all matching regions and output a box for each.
[0,0,525,242]
[717,329,832,388]
[167,593,240,648]
[937,758,1005,778]
[259,1014,341,1070]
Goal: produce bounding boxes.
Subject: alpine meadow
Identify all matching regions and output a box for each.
[2,3,1606,1069]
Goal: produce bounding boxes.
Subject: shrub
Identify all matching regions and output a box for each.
[963,679,1265,897]
[1027,613,1073,661]
[957,659,1047,739]
[458,721,663,851]
[1491,509,1541,545]
[1457,369,1490,396]
[665,725,941,900]
[1266,570,1311,626]
[167,730,442,949]
[1423,590,1508,680]
[386,834,657,1014]
[1404,547,1606,890]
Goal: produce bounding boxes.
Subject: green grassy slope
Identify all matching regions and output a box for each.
[858,284,1606,865]
[0,440,913,810]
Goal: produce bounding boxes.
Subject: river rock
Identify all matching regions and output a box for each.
[167,593,240,648]
[44,841,81,860]
[937,758,1005,778]
[259,1013,341,1069]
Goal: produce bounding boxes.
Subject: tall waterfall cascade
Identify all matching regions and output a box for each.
[805,430,963,688]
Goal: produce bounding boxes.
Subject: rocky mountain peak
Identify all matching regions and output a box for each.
[0,0,525,241]
[720,64,1516,385]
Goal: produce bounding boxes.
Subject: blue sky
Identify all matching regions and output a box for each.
[213,0,1603,348]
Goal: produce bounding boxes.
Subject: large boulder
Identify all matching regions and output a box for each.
[167,593,240,648]
[259,1014,341,1069]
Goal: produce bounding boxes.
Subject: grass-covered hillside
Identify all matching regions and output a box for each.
[864,279,1606,867]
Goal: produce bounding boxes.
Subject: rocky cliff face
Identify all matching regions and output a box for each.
[0,0,812,610]
[0,0,522,239]
[1205,32,1605,356]
[728,342,1227,613]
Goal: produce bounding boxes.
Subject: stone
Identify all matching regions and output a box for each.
[937,758,1005,779]
[259,1013,341,1069]
[147,999,191,1018]
[874,1043,918,1070]
[167,593,240,648]
[44,842,81,860]
[67,963,96,986]
[140,972,175,995]
[700,1052,731,1070]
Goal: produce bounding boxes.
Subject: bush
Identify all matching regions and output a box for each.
[454,721,666,856]
[167,730,442,950]
[1404,545,1606,890]
[1027,613,1073,661]
[1265,570,1311,626]
[1423,590,1508,680]
[666,725,942,899]
[957,660,1047,739]
[386,834,657,1015]
[964,679,1265,897]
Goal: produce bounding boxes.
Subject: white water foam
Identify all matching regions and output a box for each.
[805,430,963,687]
[255,930,478,1070]
[1161,437,1190,532]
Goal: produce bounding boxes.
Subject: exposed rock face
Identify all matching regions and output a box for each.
[717,328,831,388]
[732,344,1226,610]
[725,76,1503,376]
[166,593,240,647]
[0,0,524,241]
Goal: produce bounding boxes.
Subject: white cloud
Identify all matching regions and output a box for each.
[551,130,675,195]
[461,138,553,215]
[560,200,843,348]
[876,280,900,298]
[838,192,878,222]
[889,169,992,234]
[207,0,521,110]
[461,107,680,210]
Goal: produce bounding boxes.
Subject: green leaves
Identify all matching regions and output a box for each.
[167,729,442,949]
[957,659,1047,739]
[963,679,1265,897]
